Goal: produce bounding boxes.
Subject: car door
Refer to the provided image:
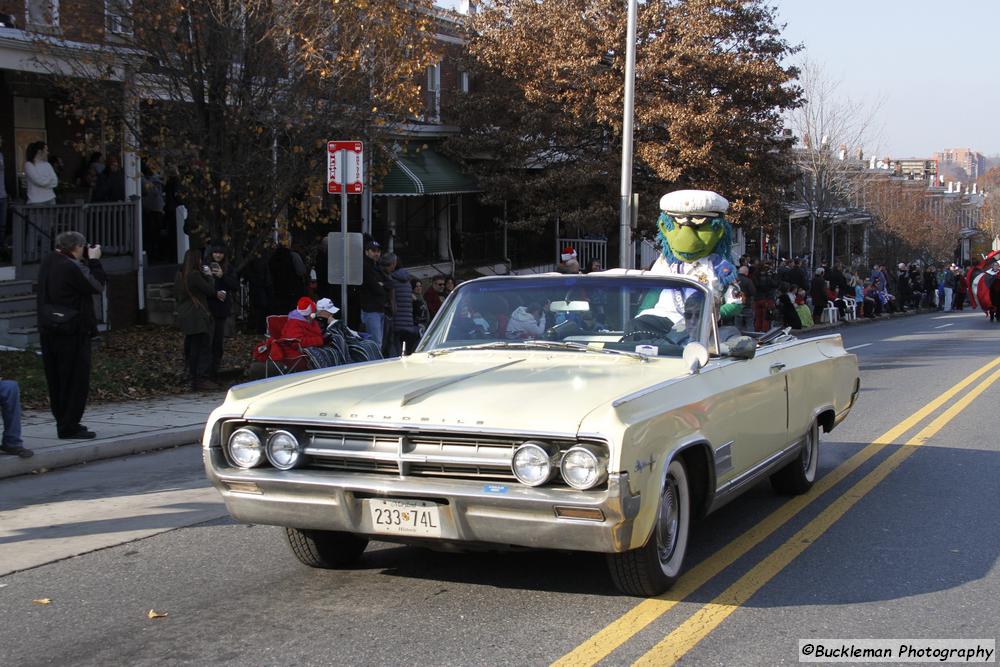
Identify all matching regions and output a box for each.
[707,349,790,484]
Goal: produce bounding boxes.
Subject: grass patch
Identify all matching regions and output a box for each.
[2,325,259,410]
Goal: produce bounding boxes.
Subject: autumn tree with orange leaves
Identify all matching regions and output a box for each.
[865,178,961,266]
[447,0,801,242]
[38,1,438,266]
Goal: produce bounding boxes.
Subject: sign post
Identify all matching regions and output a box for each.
[327,141,364,315]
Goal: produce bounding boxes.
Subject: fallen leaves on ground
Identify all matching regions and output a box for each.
[5,325,259,410]
[32,598,51,605]
[147,609,168,619]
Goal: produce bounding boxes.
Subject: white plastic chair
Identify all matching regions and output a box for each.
[822,302,839,324]
[842,297,857,321]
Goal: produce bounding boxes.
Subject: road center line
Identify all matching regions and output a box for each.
[551,355,1000,667]
[632,365,1000,666]
[934,324,954,329]
[845,343,871,351]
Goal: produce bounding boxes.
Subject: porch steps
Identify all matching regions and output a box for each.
[0,310,39,332]
[0,293,37,315]
[3,326,39,349]
[0,280,35,299]
[145,282,177,327]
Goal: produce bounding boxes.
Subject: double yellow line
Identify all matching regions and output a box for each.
[555,355,1000,667]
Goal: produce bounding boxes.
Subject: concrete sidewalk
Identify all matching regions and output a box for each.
[0,391,227,480]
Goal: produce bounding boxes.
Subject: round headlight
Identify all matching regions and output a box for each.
[560,446,608,490]
[511,441,558,486]
[228,427,264,468]
[266,430,302,470]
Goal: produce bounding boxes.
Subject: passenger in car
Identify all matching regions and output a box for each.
[507,302,546,338]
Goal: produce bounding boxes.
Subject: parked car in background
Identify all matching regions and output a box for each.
[203,271,859,596]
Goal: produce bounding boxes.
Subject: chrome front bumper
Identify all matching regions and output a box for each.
[204,448,641,553]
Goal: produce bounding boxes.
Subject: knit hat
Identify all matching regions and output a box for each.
[296,297,315,317]
[560,246,577,262]
[315,297,339,315]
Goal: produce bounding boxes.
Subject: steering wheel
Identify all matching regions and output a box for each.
[619,330,663,342]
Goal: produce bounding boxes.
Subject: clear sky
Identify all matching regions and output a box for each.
[435,0,1000,158]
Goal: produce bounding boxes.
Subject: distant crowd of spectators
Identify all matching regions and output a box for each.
[730,256,971,332]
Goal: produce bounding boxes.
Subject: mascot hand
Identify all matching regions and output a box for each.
[720,302,742,320]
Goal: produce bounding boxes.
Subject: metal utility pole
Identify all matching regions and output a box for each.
[618,0,637,269]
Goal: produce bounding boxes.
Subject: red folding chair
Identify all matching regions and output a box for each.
[254,315,313,377]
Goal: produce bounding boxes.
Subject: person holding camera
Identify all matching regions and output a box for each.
[175,248,219,391]
[206,243,239,379]
[37,231,107,439]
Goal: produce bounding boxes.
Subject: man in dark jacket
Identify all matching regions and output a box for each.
[359,240,387,347]
[827,261,848,298]
[787,259,808,291]
[383,254,421,356]
[37,231,106,439]
[810,268,829,319]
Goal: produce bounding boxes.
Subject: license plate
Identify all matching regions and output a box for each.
[367,498,442,537]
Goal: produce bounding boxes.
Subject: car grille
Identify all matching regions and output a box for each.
[301,429,527,482]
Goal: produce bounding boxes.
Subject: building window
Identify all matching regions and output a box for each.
[25,0,58,28]
[460,71,470,94]
[105,0,132,35]
[426,64,441,122]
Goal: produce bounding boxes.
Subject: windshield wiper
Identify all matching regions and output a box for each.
[428,340,647,361]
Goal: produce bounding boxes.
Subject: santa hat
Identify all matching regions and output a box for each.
[560,246,577,262]
[296,297,315,317]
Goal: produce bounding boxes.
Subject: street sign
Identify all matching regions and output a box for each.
[327,232,363,286]
[327,141,364,194]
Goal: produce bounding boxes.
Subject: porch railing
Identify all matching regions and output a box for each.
[10,201,139,270]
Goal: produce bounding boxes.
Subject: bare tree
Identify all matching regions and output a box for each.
[786,61,882,266]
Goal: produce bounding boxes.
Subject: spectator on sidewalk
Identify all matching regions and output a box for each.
[283,297,325,348]
[383,254,421,356]
[423,275,447,319]
[25,141,58,205]
[776,282,801,330]
[207,243,239,378]
[810,268,828,319]
[0,136,7,236]
[359,239,388,348]
[0,380,32,458]
[412,278,430,334]
[37,231,106,439]
[940,264,955,311]
[894,263,911,311]
[93,154,126,203]
[269,239,307,314]
[953,264,967,311]
[175,249,218,391]
[787,259,808,291]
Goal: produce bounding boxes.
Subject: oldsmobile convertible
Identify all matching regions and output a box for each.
[203,271,859,596]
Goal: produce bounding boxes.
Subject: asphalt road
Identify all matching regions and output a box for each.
[1,311,998,666]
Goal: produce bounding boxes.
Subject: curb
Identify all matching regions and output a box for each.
[0,426,204,481]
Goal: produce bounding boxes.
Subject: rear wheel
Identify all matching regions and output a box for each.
[285,528,368,568]
[770,421,820,495]
[607,459,691,596]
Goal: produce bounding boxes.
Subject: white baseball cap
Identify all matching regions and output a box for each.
[315,297,339,315]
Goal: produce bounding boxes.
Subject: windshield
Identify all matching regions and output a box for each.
[417,274,712,358]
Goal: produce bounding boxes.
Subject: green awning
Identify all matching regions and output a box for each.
[376,147,479,197]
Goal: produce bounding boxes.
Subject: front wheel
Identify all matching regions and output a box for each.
[770,421,820,495]
[607,459,691,596]
[285,528,369,568]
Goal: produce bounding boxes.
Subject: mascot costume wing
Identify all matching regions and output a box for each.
[966,249,1000,321]
[647,189,741,323]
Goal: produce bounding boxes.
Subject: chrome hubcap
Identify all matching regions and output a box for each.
[656,476,680,564]
[801,429,815,474]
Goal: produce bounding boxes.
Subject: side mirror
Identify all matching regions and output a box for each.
[721,335,757,360]
[682,342,709,374]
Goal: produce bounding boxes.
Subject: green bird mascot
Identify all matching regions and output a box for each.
[648,189,742,323]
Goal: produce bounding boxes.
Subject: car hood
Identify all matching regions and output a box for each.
[232,351,690,434]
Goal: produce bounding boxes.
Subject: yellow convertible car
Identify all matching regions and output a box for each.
[203,271,859,596]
